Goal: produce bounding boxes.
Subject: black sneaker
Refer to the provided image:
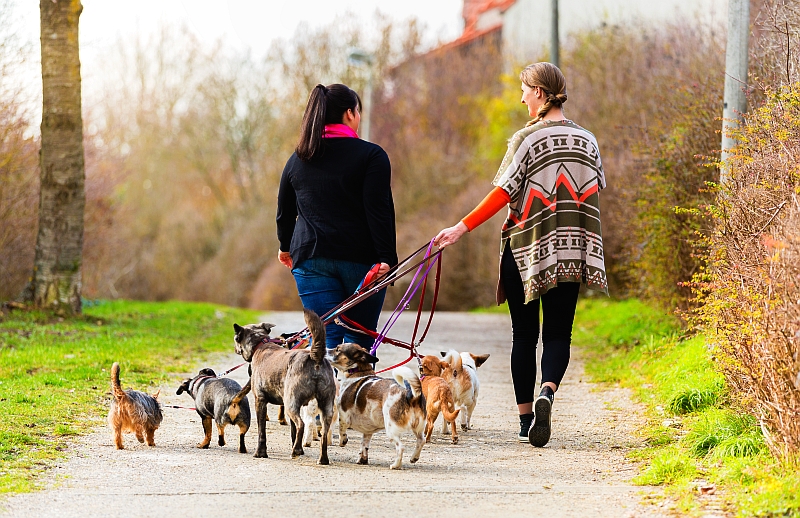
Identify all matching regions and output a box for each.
[517,413,534,442]
[529,386,554,447]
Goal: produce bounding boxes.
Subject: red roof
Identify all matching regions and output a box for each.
[462,0,516,37]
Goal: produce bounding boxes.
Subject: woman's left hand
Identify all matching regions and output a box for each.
[433,221,468,249]
[278,251,293,269]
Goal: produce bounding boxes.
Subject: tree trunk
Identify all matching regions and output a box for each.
[21,0,85,314]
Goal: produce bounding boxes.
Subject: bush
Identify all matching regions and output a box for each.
[699,84,800,463]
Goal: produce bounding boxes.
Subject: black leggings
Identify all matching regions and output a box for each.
[501,244,580,405]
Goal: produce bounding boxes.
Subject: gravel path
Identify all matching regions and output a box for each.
[1,311,665,518]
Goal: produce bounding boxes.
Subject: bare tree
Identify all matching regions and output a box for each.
[21,0,86,313]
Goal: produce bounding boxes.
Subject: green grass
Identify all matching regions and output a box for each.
[0,300,260,493]
[573,298,800,517]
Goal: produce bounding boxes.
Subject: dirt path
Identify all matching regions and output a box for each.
[1,312,665,517]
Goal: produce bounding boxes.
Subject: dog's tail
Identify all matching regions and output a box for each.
[392,366,422,398]
[227,379,251,422]
[304,308,326,364]
[440,396,461,423]
[110,362,126,399]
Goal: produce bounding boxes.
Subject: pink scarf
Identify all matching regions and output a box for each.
[322,124,359,139]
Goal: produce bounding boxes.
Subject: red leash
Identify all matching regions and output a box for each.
[336,249,442,374]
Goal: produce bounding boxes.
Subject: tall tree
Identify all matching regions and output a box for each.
[21,0,86,313]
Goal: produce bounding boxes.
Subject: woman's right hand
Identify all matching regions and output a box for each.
[278,251,293,269]
[433,221,469,249]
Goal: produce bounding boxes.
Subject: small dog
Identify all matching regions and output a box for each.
[108,362,163,449]
[419,355,461,444]
[439,350,490,431]
[176,368,251,453]
[327,343,426,469]
[229,309,336,464]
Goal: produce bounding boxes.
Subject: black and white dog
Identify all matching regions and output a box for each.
[176,368,251,453]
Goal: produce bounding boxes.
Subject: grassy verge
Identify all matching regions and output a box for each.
[572,298,800,517]
[0,300,260,494]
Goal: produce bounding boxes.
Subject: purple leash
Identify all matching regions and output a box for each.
[370,239,440,356]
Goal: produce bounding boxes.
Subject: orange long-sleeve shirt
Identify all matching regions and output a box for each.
[461,186,511,231]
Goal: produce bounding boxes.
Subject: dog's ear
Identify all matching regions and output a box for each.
[439,351,447,358]
[233,323,243,333]
[471,353,490,368]
[360,351,380,364]
[198,368,216,377]
[176,379,190,395]
[260,322,276,334]
[152,389,161,400]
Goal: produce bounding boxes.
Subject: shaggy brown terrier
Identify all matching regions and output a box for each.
[108,362,163,449]
[420,356,461,444]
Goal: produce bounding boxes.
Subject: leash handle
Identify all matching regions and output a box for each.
[357,263,383,292]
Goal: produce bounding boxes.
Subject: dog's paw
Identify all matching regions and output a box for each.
[317,456,330,466]
[218,436,226,447]
[279,419,288,426]
[340,436,348,447]
[460,424,469,431]
[451,436,459,444]
[410,456,420,464]
[291,448,304,458]
[390,462,403,470]
[197,442,210,449]
[239,447,248,454]
[357,457,369,465]
[254,449,268,458]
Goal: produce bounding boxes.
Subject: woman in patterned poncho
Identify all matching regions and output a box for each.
[433,62,607,447]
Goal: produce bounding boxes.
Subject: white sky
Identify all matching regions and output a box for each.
[8,0,462,129]
[16,0,463,61]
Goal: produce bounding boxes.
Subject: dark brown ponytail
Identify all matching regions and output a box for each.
[520,63,568,126]
[296,83,362,161]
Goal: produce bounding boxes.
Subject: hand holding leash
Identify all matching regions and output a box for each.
[433,221,468,249]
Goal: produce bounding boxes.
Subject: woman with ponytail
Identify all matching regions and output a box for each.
[277,83,397,349]
[433,63,608,447]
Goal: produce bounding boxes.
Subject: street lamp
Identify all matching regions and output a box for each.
[348,48,374,142]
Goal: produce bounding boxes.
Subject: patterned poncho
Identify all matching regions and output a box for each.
[492,120,608,304]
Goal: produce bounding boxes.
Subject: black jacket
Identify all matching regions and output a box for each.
[276,138,398,267]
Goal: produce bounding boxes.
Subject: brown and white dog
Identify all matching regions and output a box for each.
[419,355,461,444]
[229,309,336,464]
[327,343,426,469]
[439,350,490,431]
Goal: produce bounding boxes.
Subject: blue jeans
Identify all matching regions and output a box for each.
[291,257,386,349]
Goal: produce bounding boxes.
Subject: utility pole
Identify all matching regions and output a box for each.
[551,0,560,68]
[721,0,750,185]
[348,49,374,142]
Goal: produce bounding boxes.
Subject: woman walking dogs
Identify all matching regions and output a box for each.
[433,63,608,447]
[277,83,397,349]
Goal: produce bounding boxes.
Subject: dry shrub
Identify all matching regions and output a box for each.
[0,108,37,300]
[373,30,504,310]
[562,24,724,304]
[700,85,800,462]
[0,2,37,301]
